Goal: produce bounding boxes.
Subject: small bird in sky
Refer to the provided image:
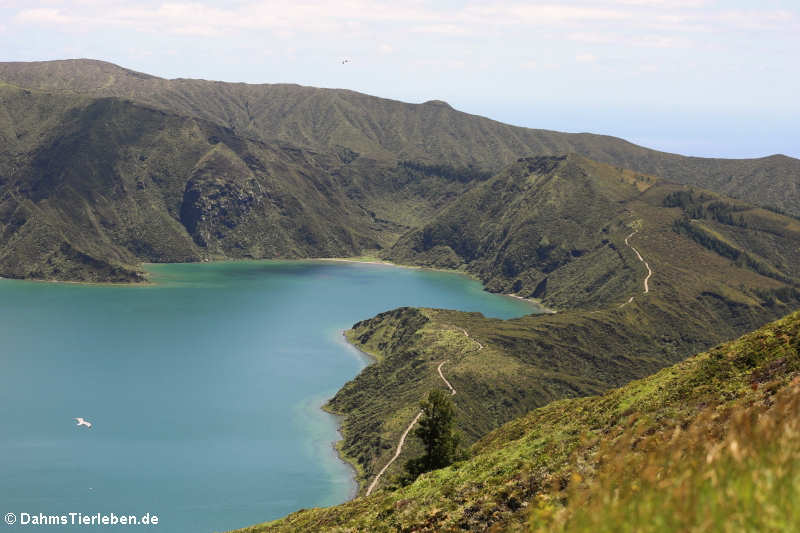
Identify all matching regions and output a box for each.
[74,417,92,429]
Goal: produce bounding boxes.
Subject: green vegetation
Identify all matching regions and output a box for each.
[397,161,493,184]
[387,155,800,309]
[662,187,800,286]
[533,380,800,532]
[404,390,463,484]
[0,83,475,281]
[282,156,800,502]
[2,59,799,216]
[233,310,800,532]
[1,61,800,282]
[386,155,648,307]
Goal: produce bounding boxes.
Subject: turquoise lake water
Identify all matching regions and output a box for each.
[0,261,539,532]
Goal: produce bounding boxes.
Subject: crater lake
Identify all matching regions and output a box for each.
[0,260,541,532]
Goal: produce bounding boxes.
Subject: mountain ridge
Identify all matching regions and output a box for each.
[1,59,798,217]
[0,83,416,281]
[387,154,800,308]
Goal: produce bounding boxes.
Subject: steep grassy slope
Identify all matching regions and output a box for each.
[325,293,799,496]
[0,83,483,281]
[286,155,800,495]
[387,156,649,307]
[1,59,798,216]
[388,155,800,309]
[235,310,800,532]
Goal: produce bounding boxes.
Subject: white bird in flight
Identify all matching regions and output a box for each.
[74,417,92,429]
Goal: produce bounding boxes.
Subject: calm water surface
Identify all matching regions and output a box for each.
[0,261,539,532]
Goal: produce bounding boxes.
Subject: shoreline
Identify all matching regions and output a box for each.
[321,404,365,499]
[319,402,363,502]
[322,330,383,498]
[316,256,483,282]
[318,257,397,267]
[318,258,556,314]
[3,257,556,315]
[507,293,557,314]
[0,274,156,288]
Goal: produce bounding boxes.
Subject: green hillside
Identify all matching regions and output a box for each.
[235,309,800,532]
[1,59,798,216]
[268,155,800,500]
[0,83,482,281]
[388,155,800,309]
[1,60,798,283]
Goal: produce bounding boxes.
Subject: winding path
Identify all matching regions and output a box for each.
[459,327,484,351]
[437,360,456,396]
[620,229,653,307]
[365,327,480,496]
[365,411,423,496]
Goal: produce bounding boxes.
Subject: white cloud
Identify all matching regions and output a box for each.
[13,1,418,35]
[413,58,467,70]
[410,23,469,35]
[718,9,800,32]
[15,7,75,24]
[6,0,799,42]
[608,0,708,7]
[567,32,617,44]
[462,3,631,24]
[568,31,686,47]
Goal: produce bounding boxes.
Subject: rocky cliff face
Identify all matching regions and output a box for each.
[0,87,402,280]
[179,146,262,250]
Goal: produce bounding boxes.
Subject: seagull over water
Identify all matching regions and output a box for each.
[74,417,92,429]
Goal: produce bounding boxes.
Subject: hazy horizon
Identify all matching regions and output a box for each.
[2,0,797,159]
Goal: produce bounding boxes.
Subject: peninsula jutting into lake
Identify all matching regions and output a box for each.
[0,260,539,532]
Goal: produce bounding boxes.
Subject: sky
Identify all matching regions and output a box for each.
[1,0,798,159]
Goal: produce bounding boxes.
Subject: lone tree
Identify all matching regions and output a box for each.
[404,389,462,483]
